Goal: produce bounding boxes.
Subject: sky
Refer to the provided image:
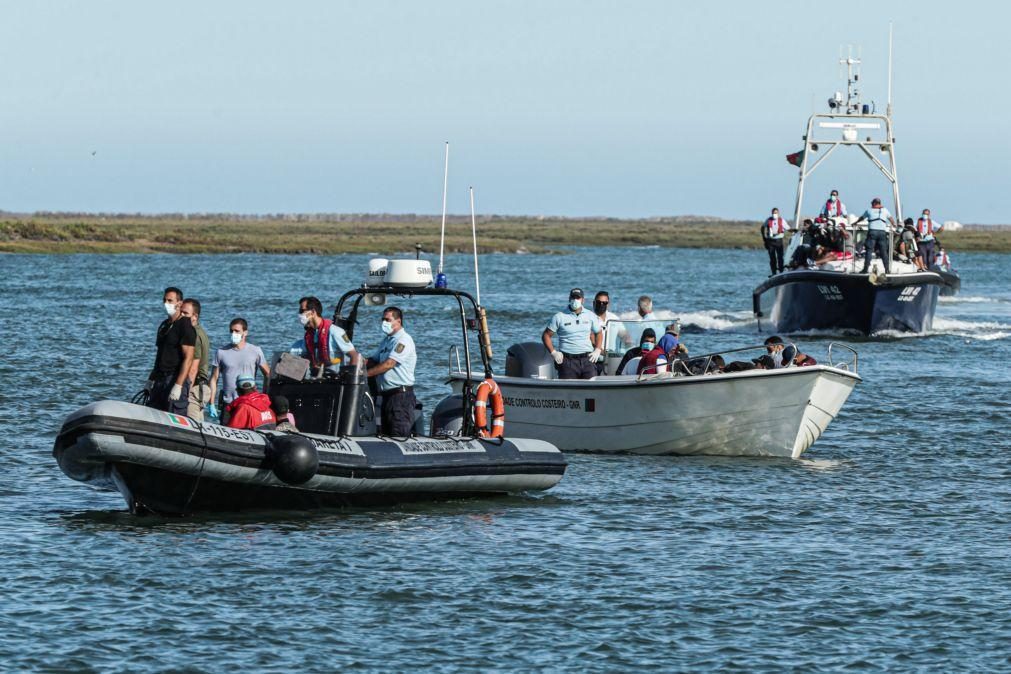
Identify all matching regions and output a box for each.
[1,0,1008,222]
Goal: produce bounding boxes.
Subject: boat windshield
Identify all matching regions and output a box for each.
[603,319,670,356]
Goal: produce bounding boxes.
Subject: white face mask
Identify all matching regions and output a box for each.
[163,301,177,316]
[772,212,779,218]
[298,312,311,327]
[569,299,582,311]
[230,331,244,345]
[830,195,837,202]
[381,320,394,335]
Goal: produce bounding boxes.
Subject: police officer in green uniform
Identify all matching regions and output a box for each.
[542,288,603,380]
[366,306,417,436]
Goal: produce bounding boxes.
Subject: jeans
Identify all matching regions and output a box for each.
[862,229,890,273]
[148,374,191,415]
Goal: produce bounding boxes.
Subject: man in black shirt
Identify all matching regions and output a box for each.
[146,286,196,414]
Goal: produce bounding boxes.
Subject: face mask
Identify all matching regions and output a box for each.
[830,195,837,202]
[381,320,394,335]
[163,301,177,316]
[569,299,582,312]
[641,342,654,351]
[593,300,608,314]
[923,213,929,219]
[298,312,311,327]
[772,212,779,218]
[230,331,244,345]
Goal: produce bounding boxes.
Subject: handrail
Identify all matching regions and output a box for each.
[827,342,859,373]
[447,344,462,376]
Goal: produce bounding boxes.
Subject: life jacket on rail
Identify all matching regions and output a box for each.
[226,392,277,430]
[304,318,335,369]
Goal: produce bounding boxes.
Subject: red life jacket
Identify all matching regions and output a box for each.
[225,391,277,430]
[823,199,844,216]
[766,216,786,236]
[636,347,668,375]
[304,318,334,368]
[916,217,935,237]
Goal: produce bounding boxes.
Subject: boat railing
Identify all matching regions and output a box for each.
[827,342,859,373]
[447,344,463,376]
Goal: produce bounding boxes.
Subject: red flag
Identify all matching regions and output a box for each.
[786,150,805,167]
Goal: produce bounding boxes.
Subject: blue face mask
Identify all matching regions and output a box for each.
[641,342,654,351]
[569,299,582,312]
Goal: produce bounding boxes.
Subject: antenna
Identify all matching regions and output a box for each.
[469,186,481,306]
[437,141,450,274]
[887,22,894,118]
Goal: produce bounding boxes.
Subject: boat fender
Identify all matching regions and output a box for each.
[266,435,319,485]
[474,378,505,438]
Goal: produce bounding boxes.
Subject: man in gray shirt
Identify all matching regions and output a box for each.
[210,318,270,414]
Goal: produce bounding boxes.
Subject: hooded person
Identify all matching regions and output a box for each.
[225,375,277,430]
[616,327,656,375]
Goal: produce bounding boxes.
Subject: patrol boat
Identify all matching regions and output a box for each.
[445,318,861,459]
[751,49,959,335]
[53,259,566,515]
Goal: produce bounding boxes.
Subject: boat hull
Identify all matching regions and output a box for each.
[753,270,943,334]
[54,401,566,515]
[451,365,859,459]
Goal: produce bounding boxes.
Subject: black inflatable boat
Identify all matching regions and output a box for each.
[54,400,566,515]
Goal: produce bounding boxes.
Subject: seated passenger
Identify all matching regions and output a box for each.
[272,394,298,432]
[225,376,277,430]
[792,351,817,367]
[636,345,669,375]
[616,328,656,375]
[763,336,788,368]
[656,322,681,357]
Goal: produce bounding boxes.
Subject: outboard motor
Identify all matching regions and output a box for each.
[431,394,465,435]
[505,342,556,379]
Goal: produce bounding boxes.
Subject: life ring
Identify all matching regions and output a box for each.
[474,378,505,438]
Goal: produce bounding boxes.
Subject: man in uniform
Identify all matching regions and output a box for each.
[855,197,896,274]
[211,317,270,424]
[762,207,788,275]
[916,208,943,268]
[180,298,211,421]
[290,296,359,376]
[366,306,417,436]
[542,288,603,380]
[146,286,196,414]
[820,189,847,219]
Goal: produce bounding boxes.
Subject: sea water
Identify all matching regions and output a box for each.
[0,248,1009,671]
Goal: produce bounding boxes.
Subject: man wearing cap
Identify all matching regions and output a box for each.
[656,320,685,359]
[542,288,604,380]
[366,306,417,436]
[855,197,896,274]
[225,376,277,430]
[290,296,358,377]
[820,189,848,219]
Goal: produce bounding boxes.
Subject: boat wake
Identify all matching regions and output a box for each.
[939,294,1009,304]
[616,309,755,333]
[930,317,1010,341]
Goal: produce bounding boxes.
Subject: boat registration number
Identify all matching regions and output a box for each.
[898,286,922,302]
[817,285,843,301]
